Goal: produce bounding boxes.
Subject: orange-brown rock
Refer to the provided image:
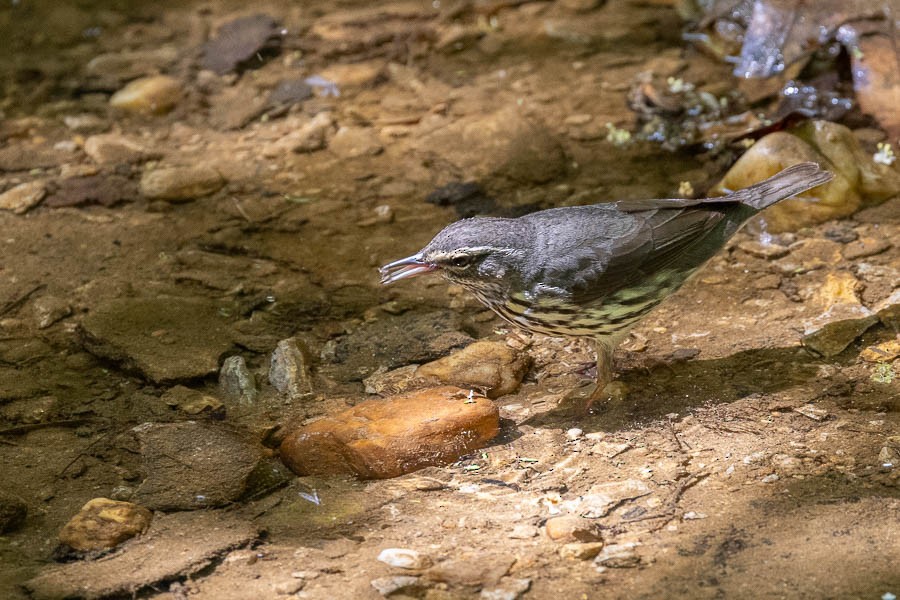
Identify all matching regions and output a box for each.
[279,386,499,479]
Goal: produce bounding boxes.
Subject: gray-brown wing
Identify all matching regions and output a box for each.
[563,207,725,305]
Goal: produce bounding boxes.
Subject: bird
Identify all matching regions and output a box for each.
[379,162,833,413]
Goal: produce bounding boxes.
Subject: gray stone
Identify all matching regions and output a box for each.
[133,421,263,510]
[219,355,258,405]
[78,296,235,383]
[0,180,47,214]
[269,337,314,398]
[140,165,225,202]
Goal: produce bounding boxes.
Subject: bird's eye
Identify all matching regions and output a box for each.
[450,255,472,268]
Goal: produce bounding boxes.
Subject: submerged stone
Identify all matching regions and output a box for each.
[78,296,234,383]
[133,421,263,510]
[58,498,152,552]
[279,386,499,479]
[219,355,258,405]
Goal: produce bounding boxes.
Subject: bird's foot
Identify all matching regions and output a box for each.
[557,380,629,418]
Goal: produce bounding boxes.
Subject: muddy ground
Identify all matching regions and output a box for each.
[0,1,899,599]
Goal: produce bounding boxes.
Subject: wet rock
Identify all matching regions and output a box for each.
[329,126,383,158]
[363,364,420,396]
[32,295,72,329]
[0,146,68,171]
[327,311,472,381]
[417,107,566,184]
[0,180,47,214]
[415,340,530,398]
[842,237,892,260]
[58,498,153,552]
[801,272,878,357]
[480,578,531,600]
[133,421,263,510]
[25,511,258,600]
[140,165,225,201]
[85,46,179,83]
[318,61,386,89]
[279,386,499,479]
[44,174,136,207]
[377,548,431,569]
[579,479,652,518]
[712,121,900,233]
[0,490,27,533]
[161,385,225,417]
[219,356,258,405]
[109,75,183,115]
[795,121,900,201]
[713,134,853,233]
[269,337,314,398]
[545,515,603,542]
[371,575,422,596]
[78,296,235,383]
[83,133,152,165]
[63,114,109,134]
[424,553,515,587]
[594,543,641,568]
[860,340,900,363]
[200,14,282,75]
[559,541,605,560]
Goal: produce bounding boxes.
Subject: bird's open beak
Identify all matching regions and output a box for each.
[379,253,437,284]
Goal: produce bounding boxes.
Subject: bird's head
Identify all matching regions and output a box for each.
[379,217,528,292]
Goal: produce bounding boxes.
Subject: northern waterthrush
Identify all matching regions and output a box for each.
[380,162,833,410]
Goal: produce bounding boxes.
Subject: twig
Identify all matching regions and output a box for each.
[0,284,45,318]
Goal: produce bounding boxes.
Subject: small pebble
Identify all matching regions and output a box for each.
[376,548,430,570]
[566,428,583,440]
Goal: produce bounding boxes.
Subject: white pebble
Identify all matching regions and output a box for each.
[566,428,583,440]
[376,548,428,569]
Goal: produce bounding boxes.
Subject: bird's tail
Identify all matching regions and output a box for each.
[724,162,833,211]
